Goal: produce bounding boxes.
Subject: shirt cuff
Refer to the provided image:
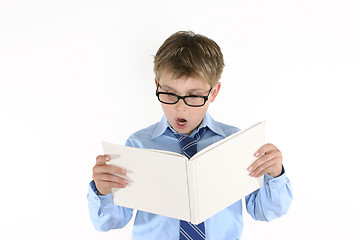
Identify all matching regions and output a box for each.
[88,180,114,205]
[263,165,287,185]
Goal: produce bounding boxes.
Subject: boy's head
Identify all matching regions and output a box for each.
[153,31,224,135]
[153,31,224,86]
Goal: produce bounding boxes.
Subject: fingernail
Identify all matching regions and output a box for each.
[250,172,255,177]
[248,167,253,171]
[254,152,260,157]
[121,169,127,175]
[105,156,110,160]
[123,180,129,184]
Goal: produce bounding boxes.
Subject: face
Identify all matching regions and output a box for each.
[155,72,221,135]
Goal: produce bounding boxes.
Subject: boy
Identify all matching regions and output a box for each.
[88,31,292,239]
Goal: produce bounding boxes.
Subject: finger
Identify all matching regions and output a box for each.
[249,158,279,177]
[248,150,278,172]
[96,155,111,165]
[255,159,283,178]
[96,180,128,191]
[93,173,129,185]
[93,164,127,176]
[254,143,277,157]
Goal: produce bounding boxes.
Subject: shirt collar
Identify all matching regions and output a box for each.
[200,113,226,137]
[151,112,226,139]
[151,115,171,140]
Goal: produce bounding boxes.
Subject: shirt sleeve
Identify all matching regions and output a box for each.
[87,180,134,231]
[245,166,293,221]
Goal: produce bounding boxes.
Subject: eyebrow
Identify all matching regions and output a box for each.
[159,84,206,94]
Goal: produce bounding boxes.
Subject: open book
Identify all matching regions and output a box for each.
[102,121,265,224]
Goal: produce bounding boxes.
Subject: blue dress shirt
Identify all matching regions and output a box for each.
[87,113,293,240]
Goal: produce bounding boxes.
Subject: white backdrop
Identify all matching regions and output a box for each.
[1,0,359,239]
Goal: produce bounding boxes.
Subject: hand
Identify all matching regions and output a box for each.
[92,155,129,195]
[247,143,283,178]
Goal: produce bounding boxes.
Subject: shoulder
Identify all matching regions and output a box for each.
[125,122,160,148]
[216,121,241,137]
[219,122,240,136]
[207,116,240,138]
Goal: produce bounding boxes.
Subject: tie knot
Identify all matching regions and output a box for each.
[173,127,206,142]
[173,127,206,159]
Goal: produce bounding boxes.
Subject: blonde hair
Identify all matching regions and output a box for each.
[153,31,224,86]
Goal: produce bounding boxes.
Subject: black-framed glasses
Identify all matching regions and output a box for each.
[156,84,212,107]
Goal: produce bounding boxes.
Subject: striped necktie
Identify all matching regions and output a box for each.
[173,127,207,240]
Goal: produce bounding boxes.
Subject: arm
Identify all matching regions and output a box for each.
[87,180,134,231]
[245,144,293,221]
[87,155,133,231]
[245,169,293,221]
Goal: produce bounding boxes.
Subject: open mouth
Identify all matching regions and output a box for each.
[176,118,187,126]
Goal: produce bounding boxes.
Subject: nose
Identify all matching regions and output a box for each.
[175,98,187,111]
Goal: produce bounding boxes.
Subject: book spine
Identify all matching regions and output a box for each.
[187,161,198,224]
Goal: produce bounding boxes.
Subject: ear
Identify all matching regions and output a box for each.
[209,82,221,103]
[155,78,158,87]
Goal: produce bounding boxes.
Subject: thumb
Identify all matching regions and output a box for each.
[96,155,111,165]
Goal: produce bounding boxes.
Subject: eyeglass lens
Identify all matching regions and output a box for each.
[158,93,205,106]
